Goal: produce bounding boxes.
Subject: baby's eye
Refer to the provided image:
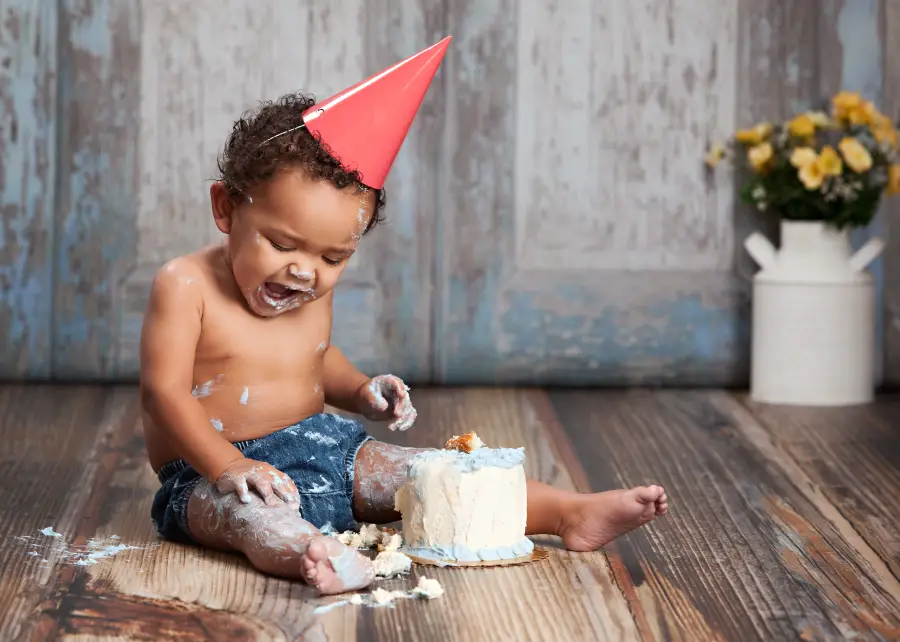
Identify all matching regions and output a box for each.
[270,240,293,252]
[322,256,343,266]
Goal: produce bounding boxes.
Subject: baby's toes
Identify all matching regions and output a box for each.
[655,491,669,515]
[635,484,665,505]
[313,560,332,590]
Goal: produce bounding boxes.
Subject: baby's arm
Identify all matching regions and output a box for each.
[140,260,245,482]
[319,294,416,430]
[321,342,371,412]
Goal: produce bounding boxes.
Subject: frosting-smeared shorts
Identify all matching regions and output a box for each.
[151,413,373,545]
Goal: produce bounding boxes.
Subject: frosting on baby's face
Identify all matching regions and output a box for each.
[211,169,373,317]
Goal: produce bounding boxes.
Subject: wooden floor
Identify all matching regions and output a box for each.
[0,386,898,641]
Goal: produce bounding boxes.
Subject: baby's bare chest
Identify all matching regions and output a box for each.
[198,297,329,370]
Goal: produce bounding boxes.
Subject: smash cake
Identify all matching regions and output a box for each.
[394,432,536,566]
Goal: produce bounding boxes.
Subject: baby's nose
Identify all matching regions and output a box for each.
[289,264,315,283]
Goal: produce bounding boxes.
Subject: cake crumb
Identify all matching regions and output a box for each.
[445,432,485,453]
[337,530,363,547]
[350,594,363,605]
[359,523,381,547]
[371,587,407,605]
[337,523,384,549]
[379,532,402,552]
[413,576,444,599]
[373,550,412,577]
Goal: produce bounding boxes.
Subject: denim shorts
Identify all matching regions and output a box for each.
[150,413,373,545]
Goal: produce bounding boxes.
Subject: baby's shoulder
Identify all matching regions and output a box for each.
[152,253,204,290]
[147,251,212,313]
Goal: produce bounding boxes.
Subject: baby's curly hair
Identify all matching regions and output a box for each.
[215,92,386,234]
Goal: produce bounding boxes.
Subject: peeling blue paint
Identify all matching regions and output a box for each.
[442,274,749,385]
[51,0,140,379]
[0,2,57,378]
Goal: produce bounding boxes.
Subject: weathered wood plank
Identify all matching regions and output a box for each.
[0,385,136,641]
[0,2,56,378]
[819,0,887,384]
[52,0,141,379]
[435,0,763,386]
[549,389,900,641]
[358,388,639,641]
[734,0,821,285]
[743,395,900,586]
[882,0,900,386]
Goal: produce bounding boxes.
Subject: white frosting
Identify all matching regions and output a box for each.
[395,448,530,562]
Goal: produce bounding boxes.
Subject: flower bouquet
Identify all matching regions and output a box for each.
[705,90,900,230]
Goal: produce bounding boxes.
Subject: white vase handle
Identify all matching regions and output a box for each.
[849,237,884,272]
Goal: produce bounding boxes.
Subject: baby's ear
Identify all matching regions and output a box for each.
[210,181,236,234]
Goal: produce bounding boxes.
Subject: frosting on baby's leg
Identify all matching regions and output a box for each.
[352,441,428,523]
[187,480,373,593]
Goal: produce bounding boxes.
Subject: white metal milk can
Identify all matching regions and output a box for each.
[744,220,883,406]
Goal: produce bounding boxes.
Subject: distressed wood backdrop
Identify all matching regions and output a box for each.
[2,0,899,386]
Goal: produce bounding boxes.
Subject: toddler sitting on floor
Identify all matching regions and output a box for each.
[141,45,667,595]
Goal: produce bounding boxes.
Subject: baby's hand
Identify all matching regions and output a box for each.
[215,458,300,506]
[357,374,417,431]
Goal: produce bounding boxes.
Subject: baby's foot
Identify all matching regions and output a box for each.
[301,536,374,595]
[559,485,668,551]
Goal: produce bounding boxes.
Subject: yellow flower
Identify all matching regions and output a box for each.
[798,162,824,190]
[887,165,900,195]
[790,146,818,168]
[704,142,725,167]
[872,113,898,148]
[807,111,834,128]
[788,113,816,138]
[848,100,878,126]
[735,122,773,145]
[817,145,842,176]
[832,90,862,120]
[838,137,873,173]
[747,142,773,172]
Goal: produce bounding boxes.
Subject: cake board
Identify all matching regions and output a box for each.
[406,547,549,568]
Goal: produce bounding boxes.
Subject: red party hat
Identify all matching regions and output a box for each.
[302,36,451,189]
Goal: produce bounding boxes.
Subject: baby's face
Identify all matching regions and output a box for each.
[214,169,372,318]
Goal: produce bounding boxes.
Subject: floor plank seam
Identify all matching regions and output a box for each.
[726,391,900,606]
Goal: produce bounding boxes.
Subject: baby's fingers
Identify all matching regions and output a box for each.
[387,376,408,401]
[235,477,253,504]
[399,407,418,431]
[366,379,389,411]
[248,475,277,506]
[269,472,299,505]
[390,400,417,431]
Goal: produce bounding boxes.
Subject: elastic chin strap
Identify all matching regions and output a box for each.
[257,119,310,147]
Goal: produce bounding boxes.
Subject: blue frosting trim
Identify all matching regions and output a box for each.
[402,538,534,566]
[408,447,526,473]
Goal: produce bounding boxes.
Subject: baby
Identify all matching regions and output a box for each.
[141,90,668,595]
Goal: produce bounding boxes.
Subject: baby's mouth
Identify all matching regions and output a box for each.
[263,282,295,300]
[257,281,315,310]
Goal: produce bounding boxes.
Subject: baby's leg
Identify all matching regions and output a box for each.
[187,481,373,594]
[352,440,427,523]
[524,480,668,551]
[353,441,669,550]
